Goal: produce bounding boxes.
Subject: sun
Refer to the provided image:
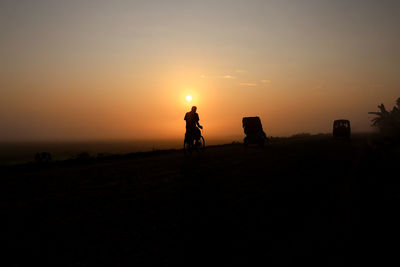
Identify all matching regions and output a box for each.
[186,95,192,102]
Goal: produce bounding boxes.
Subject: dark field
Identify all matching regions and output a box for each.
[0,140,184,165]
[2,134,400,266]
[0,137,241,165]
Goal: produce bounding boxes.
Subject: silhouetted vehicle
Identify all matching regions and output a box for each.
[333,119,351,138]
[184,128,205,153]
[242,116,268,146]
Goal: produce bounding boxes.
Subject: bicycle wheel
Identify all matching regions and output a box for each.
[199,136,205,149]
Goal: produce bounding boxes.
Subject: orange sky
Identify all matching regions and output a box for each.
[1,0,399,141]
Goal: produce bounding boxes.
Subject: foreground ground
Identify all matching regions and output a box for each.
[2,135,400,266]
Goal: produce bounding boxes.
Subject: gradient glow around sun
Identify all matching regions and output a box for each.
[186,95,192,102]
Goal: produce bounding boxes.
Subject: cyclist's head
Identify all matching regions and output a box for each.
[191,106,197,112]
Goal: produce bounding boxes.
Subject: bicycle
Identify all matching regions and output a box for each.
[183,128,205,153]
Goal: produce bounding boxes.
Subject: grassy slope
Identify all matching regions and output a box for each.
[1,135,399,266]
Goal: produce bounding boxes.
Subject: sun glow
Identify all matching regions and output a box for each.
[186,95,192,102]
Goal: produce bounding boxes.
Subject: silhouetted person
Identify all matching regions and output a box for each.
[184,106,203,143]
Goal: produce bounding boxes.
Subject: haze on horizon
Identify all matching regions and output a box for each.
[1,0,399,141]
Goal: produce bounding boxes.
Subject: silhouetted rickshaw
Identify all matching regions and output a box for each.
[333,119,351,138]
[242,116,268,146]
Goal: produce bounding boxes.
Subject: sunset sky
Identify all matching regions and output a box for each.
[1,0,399,141]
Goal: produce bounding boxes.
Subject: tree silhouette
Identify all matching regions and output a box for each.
[369,97,400,138]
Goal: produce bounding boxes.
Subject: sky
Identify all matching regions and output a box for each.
[1,0,399,141]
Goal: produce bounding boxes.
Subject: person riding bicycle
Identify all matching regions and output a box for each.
[184,106,203,144]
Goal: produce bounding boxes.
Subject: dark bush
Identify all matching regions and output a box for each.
[34,152,52,163]
[75,152,91,161]
[369,97,400,140]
